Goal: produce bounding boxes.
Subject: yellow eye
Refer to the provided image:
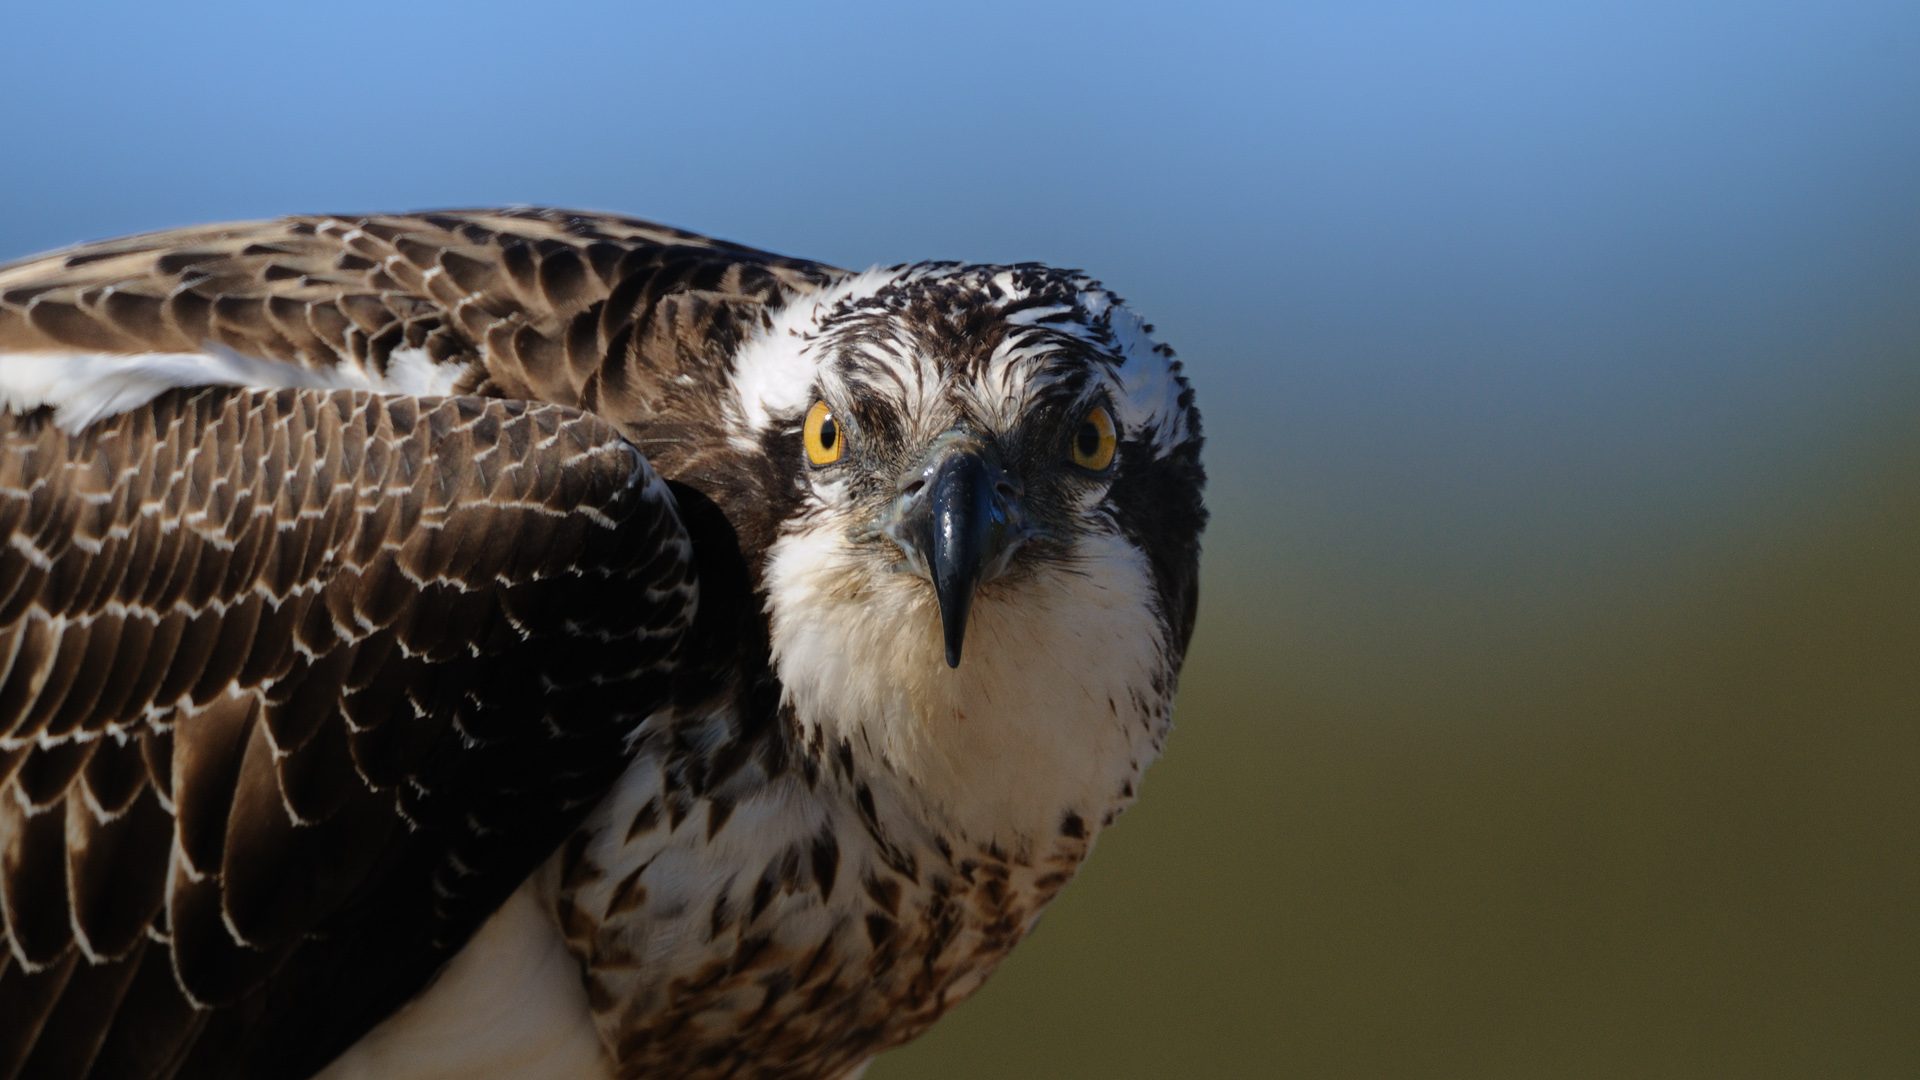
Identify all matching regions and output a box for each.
[1071,405,1117,471]
[804,400,845,465]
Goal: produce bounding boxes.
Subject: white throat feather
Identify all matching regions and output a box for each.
[763,519,1172,850]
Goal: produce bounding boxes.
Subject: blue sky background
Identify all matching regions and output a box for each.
[4,4,1918,1075]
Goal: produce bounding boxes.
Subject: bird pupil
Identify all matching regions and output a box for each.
[819,416,837,449]
[1077,423,1098,457]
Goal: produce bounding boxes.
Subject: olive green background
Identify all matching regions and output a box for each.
[4,3,1918,1077]
[871,375,1920,1078]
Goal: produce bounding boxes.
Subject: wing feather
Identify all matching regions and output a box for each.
[0,209,844,424]
[0,386,698,1080]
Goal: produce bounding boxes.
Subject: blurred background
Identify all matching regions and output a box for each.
[4,2,1916,1075]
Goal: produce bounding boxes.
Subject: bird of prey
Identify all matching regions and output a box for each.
[0,209,1205,1080]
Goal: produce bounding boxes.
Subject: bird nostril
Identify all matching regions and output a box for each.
[902,479,926,497]
[995,482,1016,501]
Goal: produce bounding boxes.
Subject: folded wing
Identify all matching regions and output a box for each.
[0,387,696,1080]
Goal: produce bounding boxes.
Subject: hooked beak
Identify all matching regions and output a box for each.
[883,434,1033,668]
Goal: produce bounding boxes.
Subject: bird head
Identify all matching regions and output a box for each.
[728,263,1206,848]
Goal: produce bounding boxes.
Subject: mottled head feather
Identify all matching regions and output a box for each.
[731,262,1197,462]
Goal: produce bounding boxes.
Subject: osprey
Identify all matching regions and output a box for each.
[0,209,1204,1080]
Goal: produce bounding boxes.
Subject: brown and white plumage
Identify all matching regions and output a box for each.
[0,209,1205,1080]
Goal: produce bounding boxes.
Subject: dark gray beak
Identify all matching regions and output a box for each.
[884,434,1031,668]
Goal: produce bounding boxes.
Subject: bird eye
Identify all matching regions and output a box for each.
[804,400,844,465]
[1071,405,1117,472]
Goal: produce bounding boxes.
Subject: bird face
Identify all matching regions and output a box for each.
[802,373,1120,669]
[735,264,1205,845]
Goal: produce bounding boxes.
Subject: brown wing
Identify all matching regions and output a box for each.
[0,207,845,411]
[0,387,697,1080]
